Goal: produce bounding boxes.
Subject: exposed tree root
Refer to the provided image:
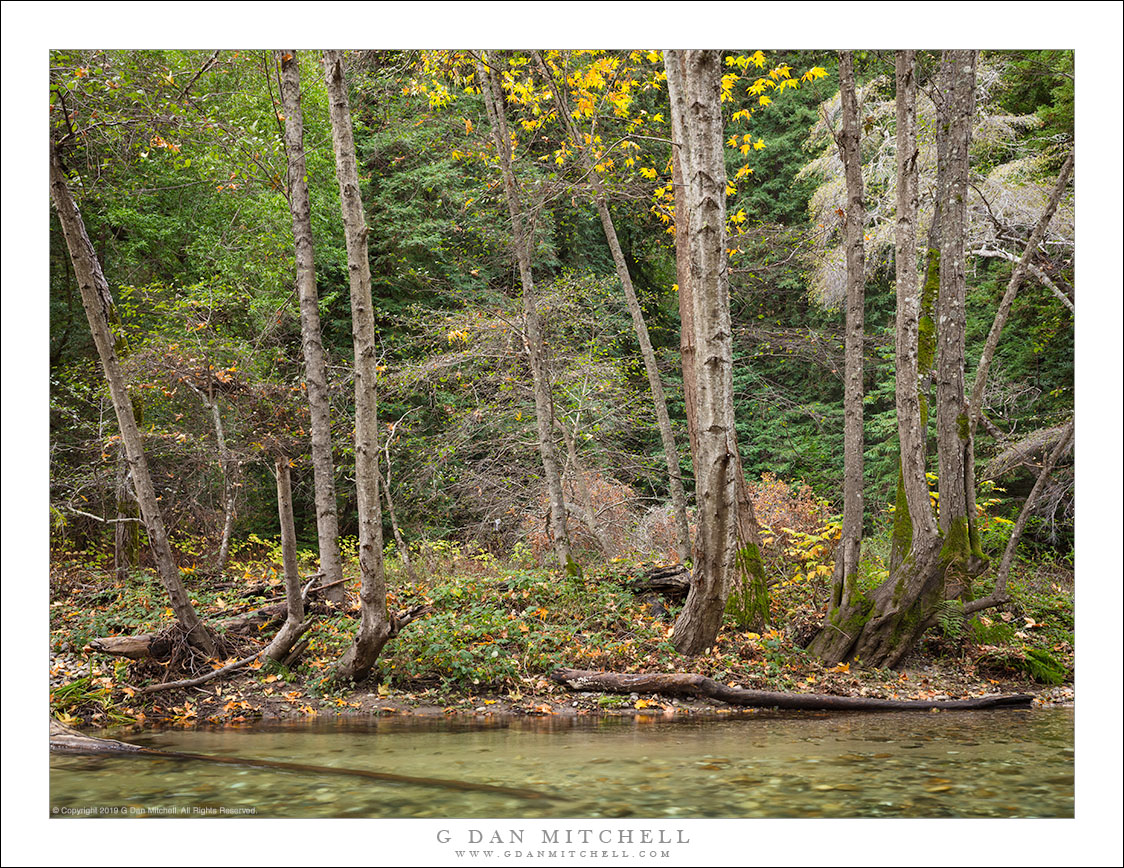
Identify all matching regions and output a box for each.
[551,668,1033,711]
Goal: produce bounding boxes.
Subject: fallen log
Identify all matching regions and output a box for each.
[551,668,1034,711]
[49,718,554,801]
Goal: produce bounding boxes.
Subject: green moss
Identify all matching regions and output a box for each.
[957,412,970,442]
[890,469,913,566]
[918,247,940,372]
[564,555,583,579]
[727,543,769,630]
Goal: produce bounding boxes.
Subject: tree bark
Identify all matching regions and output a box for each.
[551,669,1032,711]
[535,51,691,564]
[891,50,938,559]
[809,52,984,668]
[324,50,393,682]
[113,441,140,581]
[279,49,345,604]
[664,50,742,653]
[476,52,574,573]
[262,458,307,662]
[49,146,215,657]
[830,50,866,609]
[670,60,768,632]
[935,50,985,593]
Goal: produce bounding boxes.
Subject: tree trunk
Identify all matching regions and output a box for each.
[49,146,215,657]
[476,52,574,573]
[664,50,741,654]
[535,51,691,564]
[556,413,617,557]
[551,668,1032,711]
[670,65,768,633]
[279,49,345,605]
[935,50,985,595]
[890,50,939,565]
[809,51,983,668]
[113,441,140,581]
[830,50,867,609]
[324,50,393,682]
[263,458,307,662]
[182,379,237,572]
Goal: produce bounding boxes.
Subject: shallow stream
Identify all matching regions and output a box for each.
[50,707,1073,818]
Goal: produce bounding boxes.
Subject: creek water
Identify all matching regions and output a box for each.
[50,707,1073,819]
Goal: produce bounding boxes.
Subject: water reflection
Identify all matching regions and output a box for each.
[50,708,1073,819]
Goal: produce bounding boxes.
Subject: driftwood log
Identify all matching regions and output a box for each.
[551,668,1034,711]
[49,718,554,800]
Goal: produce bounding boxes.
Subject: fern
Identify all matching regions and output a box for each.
[936,600,965,639]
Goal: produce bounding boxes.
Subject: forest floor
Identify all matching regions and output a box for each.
[49,549,1075,730]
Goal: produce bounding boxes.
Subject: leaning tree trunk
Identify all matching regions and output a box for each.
[664,49,742,654]
[830,50,867,610]
[279,49,345,604]
[50,146,215,657]
[262,458,308,662]
[809,51,982,668]
[476,52,574,573]
[324,50,393,682]
[535,50,691,564]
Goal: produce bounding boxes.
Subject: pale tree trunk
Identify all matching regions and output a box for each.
[279,49,345,604]
[892,51,939,553]
[664,50,741,654]
[182,380,237,571]
[535,51,690,564]
[324,50,393,682]
[380,413,416,581]
[263,458,308,662]
[475,52,573,572]
[50,146,215,657]
[935,50,984,595]
[889,195,941,572]
[669,52,768,636]
[829,50,867,609]
[556,413,617,557]
[809,51,982,668]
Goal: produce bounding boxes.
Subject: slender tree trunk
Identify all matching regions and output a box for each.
[960,419,1073,617]
[664,49,741,654]
[935,50,985,596]
[535,51,691,564]
[556,414,617,557]
[263,458,307,662]
[830,50,867,609]
[113,442,140,581]
[50,146,215,656]
[475,52,573,572]
[212,397,237,570]
[892,51,939,552]
[279,49,345,604]
[809,51,983,668]
[380,469,417,582]
[324,50,393,682]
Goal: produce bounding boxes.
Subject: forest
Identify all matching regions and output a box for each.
[47,47,1079,730]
